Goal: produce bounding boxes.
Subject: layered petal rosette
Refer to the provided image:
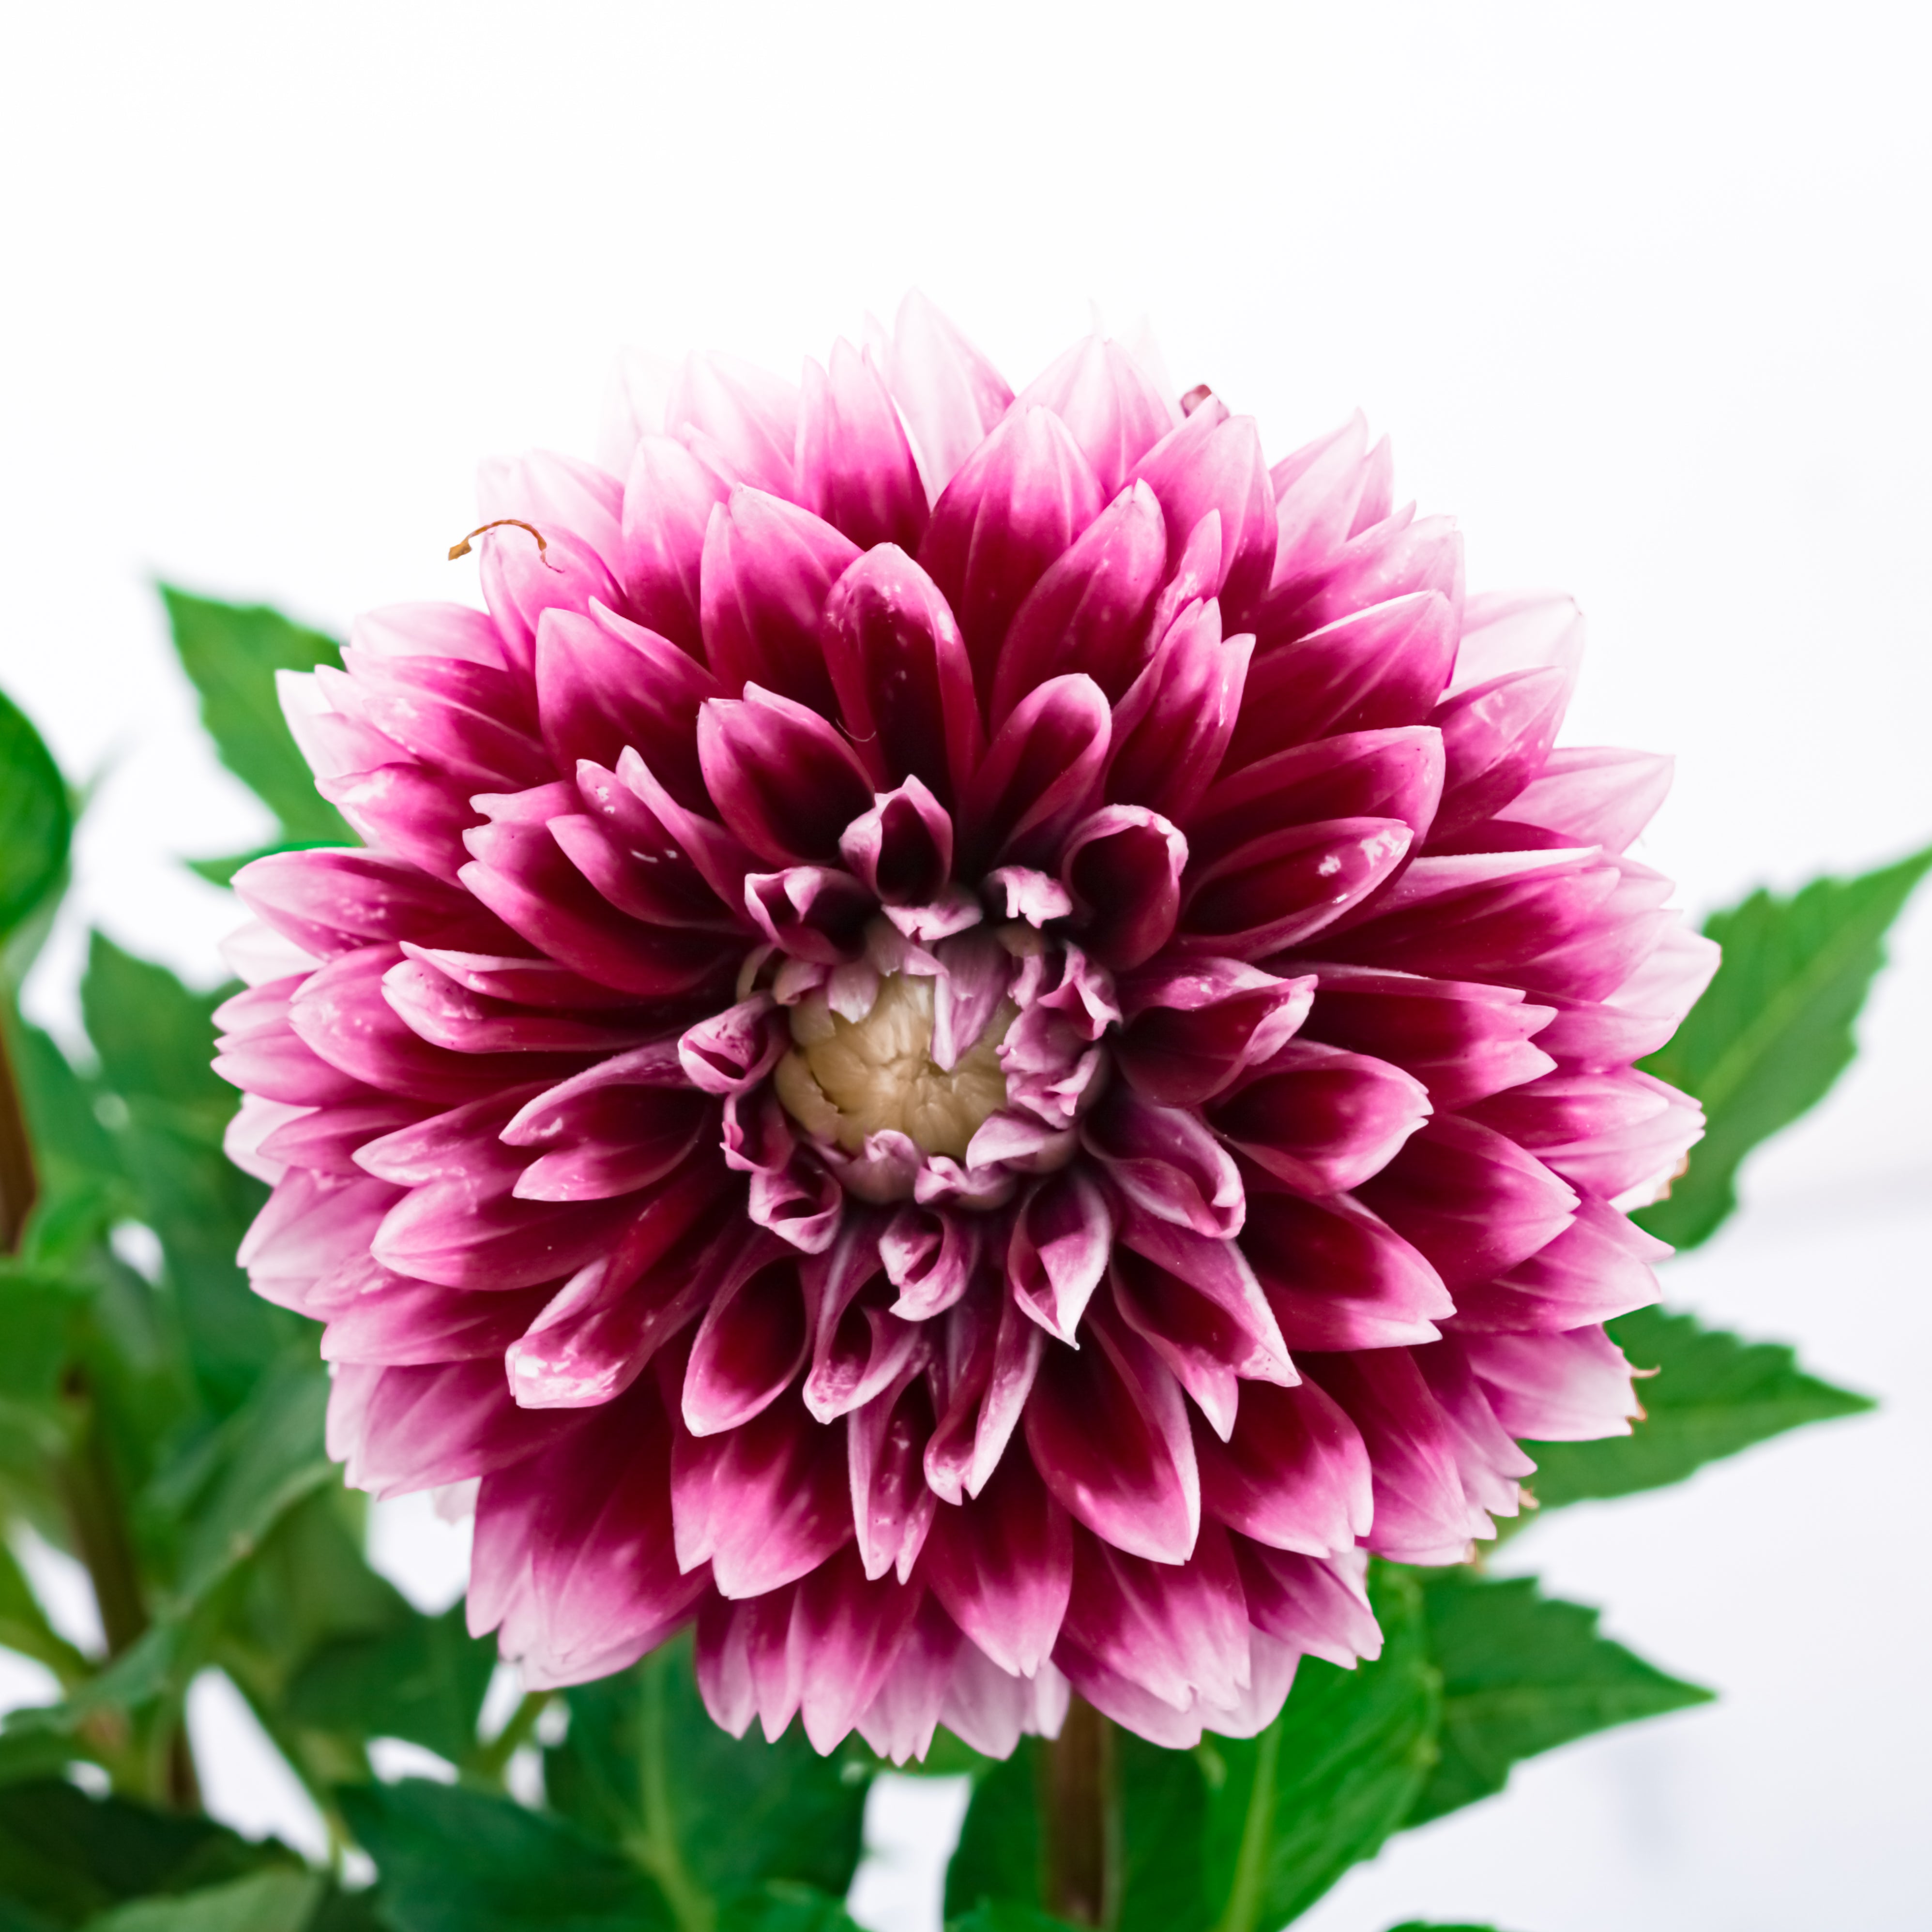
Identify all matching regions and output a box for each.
[218,296,1715,1758]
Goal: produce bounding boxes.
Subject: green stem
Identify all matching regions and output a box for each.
[54,1364,200,1808]
[1211,1722,1281,1932]
[628,1654,713,1932]
[467,1688,550,1785]
[1042,1694,1118,1928]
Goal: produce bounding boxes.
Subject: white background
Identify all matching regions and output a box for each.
[1,4,1927,1928]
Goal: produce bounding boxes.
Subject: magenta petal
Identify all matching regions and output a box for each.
[791,1548,928,1753]
[849,1363,939,1582]
[508,1088,711,1205]
[670,1384,853,1597]
[1450,1197,1667,1333]
[399,943,647,1014]
[1447,588,1586,698]
[990,482,1168,720]
[318,762,478,885]
[1207,1039,1430,1196]
[1233,1540,1381,1668]
[1194,726,1445,867]
[1300,1348,1482,1565]
[923,1283,1046,1503]
[699,488,860,713]
[802,1232,922,1423]
[821,548,984,806]
[1082,1087,1244,1241]
[473,523,623,687]
[1132,405,1278,626]
[1180,817,1413,959]
[1059,806,1187,971]
[1017,335,1176,499]
[745,867,874,965]
[292,945,589,1105]
[1461,1325,1641,1441]
[683,1251,813,1435]
[235,848,518,962]
[796,341,929,553]
[504,1168,739,1408]
[841,778,954,907]
[535,603,716,809]
[925,1446,1073,1677]
[1104,599,1252,825]
[474,1384,708,1689]
[887,291,1014,495]
[1497,745,1675,854]
[1061,1518,1250,1712]
[1411,1340,1535,1521]
[460,825,737,999]
[1325,848,1621,985]
[328,1358,578,1499]
[1269,413,1385,581]
[665,351,800,498]
[618,433,732,659]
[1025,1297,1200,1563]
[1230,591,1459,763]
[1260,508,1462,648]
[919,406,1105,700]
[1239,1184,1453,1351]
[1354,1114,1578,1288]
[380,955,659,1057]
[1115,960,1314,1108]
[1425,665,1576,844]
[697,685,876,866]
[1467,1066,1703,1202]
[1296,967,1555,1112]
[1007,1170,1113,1343]
[694,1587,802,1741]
[329,652,551,791]
[1196,1374,1370,1555]
[962,672,1111,867]
[1109,1234,1293,1442]
[881,1205,981,1320]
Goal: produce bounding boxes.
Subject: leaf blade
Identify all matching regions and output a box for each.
[1523,1304,1872,1509]
[157,586,349,846]
[1639,843,1932,1250]
[1405,1569,1710,1826]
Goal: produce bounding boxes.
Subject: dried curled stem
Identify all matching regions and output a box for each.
[447,517,553,565]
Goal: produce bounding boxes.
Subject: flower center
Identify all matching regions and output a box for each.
[773,972,1016,1161]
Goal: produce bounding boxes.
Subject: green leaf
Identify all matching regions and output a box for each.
[946,1908,1082,1932]
[338,1780,671,1932]
[80,934,291,1413]
[285,1602,495,1766]
[0,1517,91,1687]
[0,1779,289,1927]
[157,587,348,846]
[79,936,233,1131]
[1638,842,1932,1250]
[0,689,72,943]
[1117,1729,1208,1932]
[159,1354,336,1614]
[715,1883,864,1932]
[1405,1569,1710,1826]
[1522,1304,1873,1509]
[79,1868,322,1932]
[544,1636,868,1906]
[1204,1564,1440,1932]
[943,1740,1042,1920]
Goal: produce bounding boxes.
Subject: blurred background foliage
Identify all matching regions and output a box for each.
[0,592,1910,1931]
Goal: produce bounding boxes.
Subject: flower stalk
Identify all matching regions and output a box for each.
[1043,1695,1118,1928]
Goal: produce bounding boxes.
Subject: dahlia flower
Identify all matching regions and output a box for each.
[217,294,1713,1758]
